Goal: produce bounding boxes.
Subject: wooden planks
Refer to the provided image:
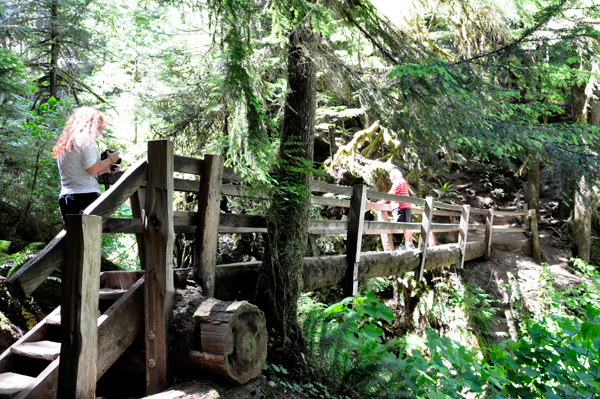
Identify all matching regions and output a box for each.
[174,155,203,175]
[6,229,66,299]
[366,189,427,206]
[432,201,463,212]
[143,140,175,395]
[58,214,102,399]
[310,180,353,196]
[344,185,367,296]
[363,221,421,235]
[97,277,145,379]
[194,155,224,298]
[221,184,268,199]
[84,158,148,220]
[308,220,348,235]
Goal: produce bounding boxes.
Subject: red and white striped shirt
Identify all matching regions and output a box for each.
[389,177,412,209]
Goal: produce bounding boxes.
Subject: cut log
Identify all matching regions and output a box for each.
[172,296,267,385]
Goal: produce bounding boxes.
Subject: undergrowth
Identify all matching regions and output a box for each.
[274,262,600,398]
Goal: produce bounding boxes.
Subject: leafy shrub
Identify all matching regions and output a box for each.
[0,240,44,277]
[300,271,600,399]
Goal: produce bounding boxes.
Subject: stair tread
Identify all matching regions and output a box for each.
[99,288,127,300]
[12,340,60,361]
[0,372,36,397]
[45,315,61,326]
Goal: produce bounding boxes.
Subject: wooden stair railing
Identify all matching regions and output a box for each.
[6,159,147,300]
[0,271,144,399]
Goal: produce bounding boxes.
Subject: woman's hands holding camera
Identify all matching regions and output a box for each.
[106,150,120,165]
[86,150,121,175]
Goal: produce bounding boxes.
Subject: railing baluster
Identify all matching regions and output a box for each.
[416,196,434,281]
[456,205,471,269]
[344,184,367,296]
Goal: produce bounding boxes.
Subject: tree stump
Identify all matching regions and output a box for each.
[174,296,267,384]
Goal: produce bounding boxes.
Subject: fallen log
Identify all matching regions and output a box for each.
[215,242,486,300]
[171,291,267,384]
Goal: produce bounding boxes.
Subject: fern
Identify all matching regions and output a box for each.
[301,296,415,398]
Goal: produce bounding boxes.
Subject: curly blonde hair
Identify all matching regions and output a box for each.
[52,107,107,158]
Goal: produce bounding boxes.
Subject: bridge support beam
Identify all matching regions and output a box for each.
[143,140,175,395]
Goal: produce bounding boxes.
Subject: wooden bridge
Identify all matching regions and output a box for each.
[0,140,541,398]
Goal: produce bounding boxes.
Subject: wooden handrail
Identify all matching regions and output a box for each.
[6,159,148,299]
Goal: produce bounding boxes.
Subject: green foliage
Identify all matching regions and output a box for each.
[0,241,45,277]
[301,266,600,398]
[101,203,140,270]
[429,180,461,203]
[1,98,69,245]
[0,48,34,122]
[452,282,499,335]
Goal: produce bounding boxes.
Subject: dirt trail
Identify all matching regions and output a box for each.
[460,227,586,343]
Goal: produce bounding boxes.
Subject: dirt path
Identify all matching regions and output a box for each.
[460,227,586,344]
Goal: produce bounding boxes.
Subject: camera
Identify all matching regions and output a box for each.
[101,149,121,172]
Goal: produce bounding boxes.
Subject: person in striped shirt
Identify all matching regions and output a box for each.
[389,169,414,250]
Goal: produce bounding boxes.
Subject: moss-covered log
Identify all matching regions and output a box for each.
[215,242,486,300]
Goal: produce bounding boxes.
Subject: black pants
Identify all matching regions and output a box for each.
[58,193,100,219]
[393,207,412,223]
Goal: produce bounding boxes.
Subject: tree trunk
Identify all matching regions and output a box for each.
[574,176,592,262]
[252,27,316,366]
[526,158,540,219]
[49,0,60,99]
[571,67,592,261]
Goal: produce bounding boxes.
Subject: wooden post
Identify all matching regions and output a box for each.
[377,210,394,251]
[523,203,530,229]
[529,209,542,264]
[58,214,102,399]
[143,140,175,395]
[344,184,367,296]
[485,209,494,259]
[308,235,320,256]
[455,204,471,269]
[130,188,146,270]
[415,197,434,281]
[194,154,223,298]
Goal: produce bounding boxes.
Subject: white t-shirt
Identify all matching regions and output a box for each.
[58,139,101,196]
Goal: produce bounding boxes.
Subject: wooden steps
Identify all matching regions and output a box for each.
[0,271,144,398]
[0,373,36,398]
[11,342,60,362]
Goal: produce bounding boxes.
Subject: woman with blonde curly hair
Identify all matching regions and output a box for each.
[52,107,120,218]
